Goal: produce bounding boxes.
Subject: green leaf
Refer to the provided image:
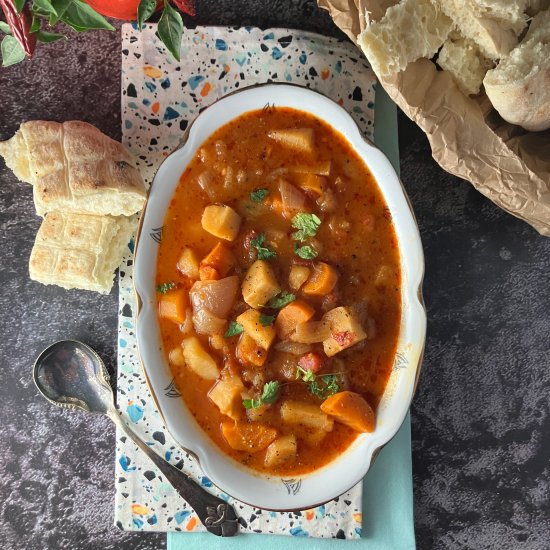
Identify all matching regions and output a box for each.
[291,213,321,241]
[61,0,115,32]
[36,30,65,42]
[224,321,244,338]
[260,381,280,404]
[259,313,275,327]
[1,35,26,67]
[30,16,41,33]
[268,291,296,309]
[242,398,260,409]
[137,0,157,31]
[309,374,340,399]
[250,233,277,260]
[0,22,11,34]
[33,0,57,18]
[157,0,183,61]
[156,281,176,294]
[14,0,25,13]
[294,243,317,260]
[250,188,269,203]
[242,380,281,409]
[49,0,72,24]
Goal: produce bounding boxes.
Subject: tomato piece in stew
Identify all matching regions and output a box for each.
[156,107,401,476]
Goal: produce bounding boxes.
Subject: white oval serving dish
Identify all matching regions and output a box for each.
[134,84,426,511]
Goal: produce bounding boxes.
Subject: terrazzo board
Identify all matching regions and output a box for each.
[0,1,549,549]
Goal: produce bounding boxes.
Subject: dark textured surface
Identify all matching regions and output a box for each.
[0,1,549,549]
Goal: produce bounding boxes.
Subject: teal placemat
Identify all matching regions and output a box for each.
[168,84,416,550]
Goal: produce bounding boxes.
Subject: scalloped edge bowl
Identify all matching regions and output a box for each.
[134,84,426,511]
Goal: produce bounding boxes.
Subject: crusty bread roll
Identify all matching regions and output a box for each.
[357,0,453,76]
[437,36,494,95]
[483,10,550,131]
[435,0,519,59]
[29,211,136,294]
[0,121,146,217]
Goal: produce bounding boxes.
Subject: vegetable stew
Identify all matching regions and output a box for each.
[156,107,401,475]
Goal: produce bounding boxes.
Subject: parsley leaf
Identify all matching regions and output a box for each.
[259,313,275,326]
[224,321,244,338]
[296,367,340,399]
[294,243,318,260]
[292,213,321,241]
[295,366,316,382]
[156,281,176,294]
[309,374,340,399]
[268,291,296,309]
[250,188,270,203]
[243,380,280,409]
[251,233,277,260]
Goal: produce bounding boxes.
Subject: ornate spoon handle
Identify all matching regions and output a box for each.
[109,411,239,536]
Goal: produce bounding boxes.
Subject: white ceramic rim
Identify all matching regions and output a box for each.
[134,83,426,511]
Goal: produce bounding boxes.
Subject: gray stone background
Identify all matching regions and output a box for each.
[0,1,549,548]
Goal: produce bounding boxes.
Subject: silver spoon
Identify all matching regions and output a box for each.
[33,339,239,537]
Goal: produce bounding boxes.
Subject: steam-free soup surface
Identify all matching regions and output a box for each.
[156,107,401,475]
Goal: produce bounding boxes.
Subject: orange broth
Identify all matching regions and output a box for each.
[156,107,401,475]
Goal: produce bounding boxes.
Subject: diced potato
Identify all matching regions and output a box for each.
[246,403,268,422]
[290,160,331,176]
[275,300,315,340]
[241,260,280,308]
[288,265,311,291]
[221,421,277,452]
[177,247,200,279]
[264,435,297,467]
[322,306,367,357]
[168,346,185,366]
[236,309,276,350]
[158,289,189,325]
[294,173,327,196]
[236,333,268,367]
[267,128,314,153]
[291,320,331,344]
[302,262,339,296]
[280,400,334,431]
[200,242,236,280]
[201,204,241,241]
[208,372,245,420]
[321,391,375,433]
[181,336,220,380]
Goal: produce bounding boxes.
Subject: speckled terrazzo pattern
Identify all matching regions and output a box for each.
[114,24,375,537]
[0,0,549,548]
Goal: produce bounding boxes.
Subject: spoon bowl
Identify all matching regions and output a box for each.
[33,339,239,537]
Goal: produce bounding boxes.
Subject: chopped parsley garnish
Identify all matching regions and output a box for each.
[251,233,277,260]
[224,321,244,338]
[309,374,340,399]
[243,381,280,409]
[295,367,340,399]
[156,282,176,294]
[268,291,296,309]
[250,188,270,203]
[291,213,321,241]
[259,313,275,326]
[294,243,318,260]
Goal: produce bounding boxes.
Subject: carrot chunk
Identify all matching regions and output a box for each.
[302,262,338,296]
[221,421,277,452]
[158,289,188,324]
[275,300,315,339]
[236,333,268,367]
[320,391,375,433]
[200,242,235,280]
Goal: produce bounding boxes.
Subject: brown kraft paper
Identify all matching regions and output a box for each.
[318,0,550,236]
